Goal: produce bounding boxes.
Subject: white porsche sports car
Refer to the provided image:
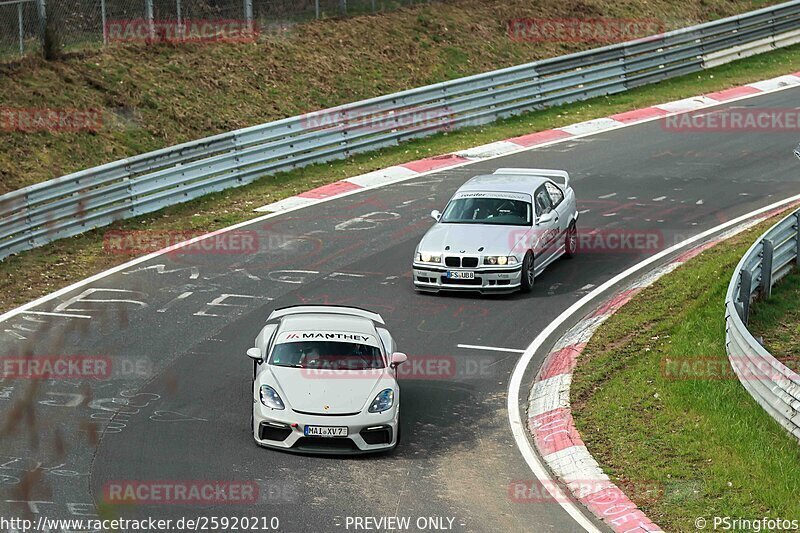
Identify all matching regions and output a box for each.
[246,305,407,454]
[412,168,579,294]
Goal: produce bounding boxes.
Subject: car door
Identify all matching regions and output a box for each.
[533,185,558,269]
[545,181,570,255]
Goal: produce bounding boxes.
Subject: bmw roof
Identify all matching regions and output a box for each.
[457,174,551,194]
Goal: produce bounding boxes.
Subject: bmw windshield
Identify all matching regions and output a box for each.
[440,195,532,226]
[269,340,384,370]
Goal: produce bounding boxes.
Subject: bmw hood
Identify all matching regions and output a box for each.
[265,366,393,415]
[417,223,527,255]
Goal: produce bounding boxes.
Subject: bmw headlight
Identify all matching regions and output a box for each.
[416,253,442,264]
[484,256,518,265]
[259,385,285,410]
[368,388,394,413]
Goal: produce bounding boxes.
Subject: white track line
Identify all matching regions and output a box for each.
[507,192,800,533]
[456,344,526,354]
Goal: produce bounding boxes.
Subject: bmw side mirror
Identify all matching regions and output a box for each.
[536,211,555,225]
[430,210,441,221]
[246,347,263,362]
[390,352,408,368]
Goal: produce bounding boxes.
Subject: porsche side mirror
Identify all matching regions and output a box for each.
[390,352,408,368]
[431,210,441,221]
[246,347,263,362]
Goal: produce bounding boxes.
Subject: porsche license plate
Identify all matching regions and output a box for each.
[304,425,348,437]
[447,271,475,279]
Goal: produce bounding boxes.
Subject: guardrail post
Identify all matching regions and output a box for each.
[760,238,774,299]
[795,212,800,267]
[18,1,24,55]
[740,269,752,324]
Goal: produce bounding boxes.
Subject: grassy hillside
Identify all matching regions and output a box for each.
[0,0,782,193]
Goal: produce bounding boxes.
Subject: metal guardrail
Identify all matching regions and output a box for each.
[3,0,800,260]
[725,207,800,440]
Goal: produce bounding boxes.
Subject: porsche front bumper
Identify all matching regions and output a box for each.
[252,402,399,455]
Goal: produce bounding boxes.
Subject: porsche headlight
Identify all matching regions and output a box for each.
[484,256,518,265]
[416,253,442,264]
[259,385,285,410]
[368,388,394,413]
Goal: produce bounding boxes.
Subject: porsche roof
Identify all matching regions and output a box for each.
[279,314,377,335]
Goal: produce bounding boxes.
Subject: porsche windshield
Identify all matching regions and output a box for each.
[269,341,384,370]
[440,197,532,226]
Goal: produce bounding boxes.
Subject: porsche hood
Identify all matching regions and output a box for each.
[265,366,392,415]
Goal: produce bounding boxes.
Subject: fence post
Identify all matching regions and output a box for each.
[740,269,752,324]
[339,0,347,16]
[176,0,181,39]
[145,0,154,41]
[243,0,253,32]
[18,1,24,55]
[35,0,46,49]
[101,0,107,45]
[315,0,319,19]
[760,238,774,299]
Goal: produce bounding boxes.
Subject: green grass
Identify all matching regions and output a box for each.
[571,214,800,532]
[750,266,800,366]
[2,42,800,315]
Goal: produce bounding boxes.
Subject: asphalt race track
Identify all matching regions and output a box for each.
[2,87,800,533]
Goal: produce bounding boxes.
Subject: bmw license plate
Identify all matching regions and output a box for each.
[447,271,475,279]
[304,425,348,437]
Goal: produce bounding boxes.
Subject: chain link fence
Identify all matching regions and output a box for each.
[0,0,432,59]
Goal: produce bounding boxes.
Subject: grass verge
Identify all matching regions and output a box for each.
[571,211,800,532]
[749,266,800,366]
[2,44,800,315]
[0,0,787,193]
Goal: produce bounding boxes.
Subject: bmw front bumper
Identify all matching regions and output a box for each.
[252,402,399,455]
[412,263,523,293]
